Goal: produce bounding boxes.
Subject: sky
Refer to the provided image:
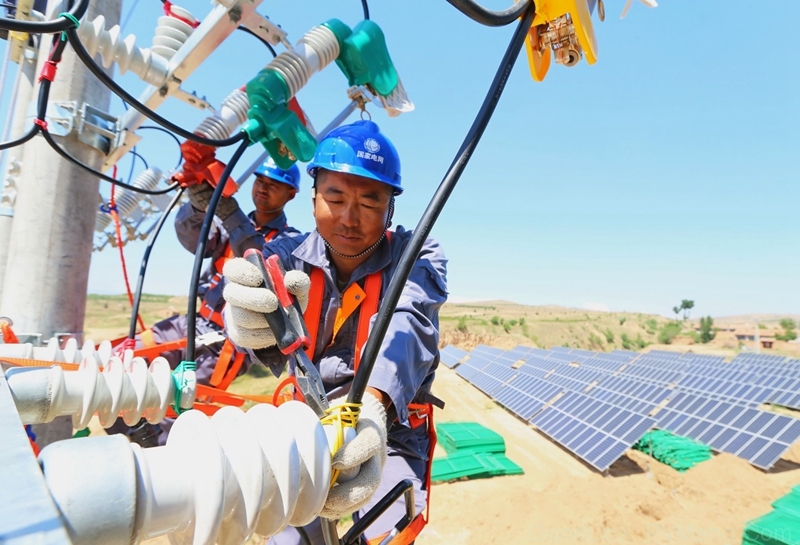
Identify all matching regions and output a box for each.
[1,0,798,319]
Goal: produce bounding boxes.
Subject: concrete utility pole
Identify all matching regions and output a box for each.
[0,0,121,344]
[0,48,39,301]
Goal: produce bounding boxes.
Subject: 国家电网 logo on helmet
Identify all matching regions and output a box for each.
[364,138,381,153]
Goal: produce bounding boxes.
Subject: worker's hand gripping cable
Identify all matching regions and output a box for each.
[222,254,389,519]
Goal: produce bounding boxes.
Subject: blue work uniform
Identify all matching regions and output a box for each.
[246,227,448,544]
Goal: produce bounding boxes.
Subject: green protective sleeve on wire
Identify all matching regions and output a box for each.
[243,68,317,169]
[171,360,197,415]
[58,12,80,41]
[327,19,400,97]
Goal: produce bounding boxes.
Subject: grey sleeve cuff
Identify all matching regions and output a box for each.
[367,367,409,425]
[222,208,262,257]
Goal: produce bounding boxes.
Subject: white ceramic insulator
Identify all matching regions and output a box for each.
[78,15,172,87]
[0,336,113,365]
[6,356,177,429]
[152,11,195,61]
[40,403,333,545]
[268,24,340,97]
[95,167,163,233]
[194,88,250,141]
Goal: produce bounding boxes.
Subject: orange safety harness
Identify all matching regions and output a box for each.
[280,232,436,545]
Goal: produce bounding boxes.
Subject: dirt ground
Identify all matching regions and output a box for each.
[419,366,800,545]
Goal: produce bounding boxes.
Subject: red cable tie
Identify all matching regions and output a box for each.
[163,1,199,28]
[33,118,48,131]
[38,60,58,83]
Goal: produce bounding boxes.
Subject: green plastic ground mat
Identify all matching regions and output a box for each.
[773,490,800,518]
[742,510,800,545]
[476,453,524,477]
[436,422,506,455]
[633,429,712,472]
[431,451,524,483]
[432,451,493,482]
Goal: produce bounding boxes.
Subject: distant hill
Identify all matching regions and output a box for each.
[83,295,798,358]
[439,300,798,358]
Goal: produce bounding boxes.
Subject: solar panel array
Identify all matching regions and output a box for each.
[442,343,800,471]
[440,345,468,369]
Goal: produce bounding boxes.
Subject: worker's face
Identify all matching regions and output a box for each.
[251,175,296,213]
[313,170,393,257]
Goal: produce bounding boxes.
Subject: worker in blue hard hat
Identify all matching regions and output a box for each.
[222,120,447,544]
[109,158,302,446]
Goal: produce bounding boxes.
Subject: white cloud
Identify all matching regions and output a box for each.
[584,302,610,312]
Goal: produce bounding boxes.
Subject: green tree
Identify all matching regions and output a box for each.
[603,329,614,343]
[776,318,798,341]
[672,306,681,320]
[503,322,511,333]
[519,317,526,326]
[457,316,468,333]
[509,319,518,326]
[680,299,695,320]
[620,333,632,350]
[491,316,500,326]
[699,316,716,343]
[619,317,626,326]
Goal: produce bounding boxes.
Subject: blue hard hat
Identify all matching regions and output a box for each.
[307,120,402,195]
[254,157,301,190]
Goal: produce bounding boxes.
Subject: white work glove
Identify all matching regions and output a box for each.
[321,392,388,520]
[221,257,310,349]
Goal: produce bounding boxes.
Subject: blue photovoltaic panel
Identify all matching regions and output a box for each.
[452,345,800,471]
[440,344,468,369]
[530,392,655,472]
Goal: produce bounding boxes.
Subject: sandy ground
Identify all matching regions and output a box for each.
[419,366,800,545]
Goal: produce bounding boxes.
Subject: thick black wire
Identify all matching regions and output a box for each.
[348,4,536,406]
[128,187,186,339]
[361,0,370,19]
[65,27,247,148]
[41,130,179,194]
[445,0,532,26]
[0,0,88,33]
[185,138,250,362]
[0,125,37,150]
[130,149,149,171]
[138,125,184,170]
[237,25,277,58]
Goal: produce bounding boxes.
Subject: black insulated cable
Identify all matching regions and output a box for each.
[0,0,88,34]
[41,129,179,194]
[348,4,536,405]
[65,26,247,148]
[237,25,276,58]
[361,0,370,20]
[138,125,184,170]
[128,187,186,339]
[0,125,37,150]
[184,138,250,362]
[445,0,532,26]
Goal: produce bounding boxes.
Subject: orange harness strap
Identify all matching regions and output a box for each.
[208,339,246,389]
[304,268,326,362]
